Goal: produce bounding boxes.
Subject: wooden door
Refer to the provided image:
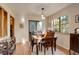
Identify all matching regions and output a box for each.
[0,7,8,37]
[10,16,14,37]
[0,8,3,36]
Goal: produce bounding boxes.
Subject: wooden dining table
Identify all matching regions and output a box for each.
[32,35,42,55]
[32,35,57,55]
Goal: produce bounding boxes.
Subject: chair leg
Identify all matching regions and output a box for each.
[44,47,46,55]
[36,44,39,55]
[39,43,40,51]
[32,44,34,52]
[41,44,42,51]
[51,46,53,55]
[69,49,71,55]
[47,47,48,50]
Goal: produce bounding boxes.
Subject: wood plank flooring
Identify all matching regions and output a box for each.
[13,42,31,55]
[13,41,66,55]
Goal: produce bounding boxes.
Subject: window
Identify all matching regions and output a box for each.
[53,18,60,32]
[53,16,68,33]
[60,16,68,33]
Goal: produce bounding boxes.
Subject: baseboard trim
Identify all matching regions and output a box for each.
[56,45,69,55]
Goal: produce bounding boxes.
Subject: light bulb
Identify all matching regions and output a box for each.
[21,17,25,23]
[41,15,44,19]
[41,15,45,20]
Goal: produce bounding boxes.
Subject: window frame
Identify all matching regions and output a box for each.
[53,16,68,33]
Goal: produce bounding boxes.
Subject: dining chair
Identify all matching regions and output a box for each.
[41,31,55,55]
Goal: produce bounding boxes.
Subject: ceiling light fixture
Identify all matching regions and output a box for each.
[41,8,45,20]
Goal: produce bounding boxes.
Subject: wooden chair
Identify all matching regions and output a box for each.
[41,31,55,55]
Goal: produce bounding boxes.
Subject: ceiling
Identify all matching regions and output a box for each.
[4,3,71,19]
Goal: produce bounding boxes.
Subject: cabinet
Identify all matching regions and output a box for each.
[69,33,79,54]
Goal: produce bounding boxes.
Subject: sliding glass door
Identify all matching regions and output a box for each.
[29,20,38,35]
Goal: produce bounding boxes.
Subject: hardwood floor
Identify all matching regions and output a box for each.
[13,41,66,55]
[32,45,66,55]
[56,45,69,54]
[13,42,31,55]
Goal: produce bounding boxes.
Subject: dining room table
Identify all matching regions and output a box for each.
[32,35,42,55]
[32,34,57,55]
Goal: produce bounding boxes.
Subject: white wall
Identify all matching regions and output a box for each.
[0,4,43,43]
[46,4,79,50]
[14,17,29,43]
[15,16,45,43]
[55,32,70,49]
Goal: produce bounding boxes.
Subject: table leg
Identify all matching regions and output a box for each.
[36,43,39,55]
[41,44,42,51]
[39,43,40,51]
[54,42,56,51]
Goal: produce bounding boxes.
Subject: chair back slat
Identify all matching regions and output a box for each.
[43,31,55,47]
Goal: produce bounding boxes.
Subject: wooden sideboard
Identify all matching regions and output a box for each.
[69,33,79,54]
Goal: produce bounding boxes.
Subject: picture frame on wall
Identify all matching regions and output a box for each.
[75,15,79,23]
[19,23,24,28]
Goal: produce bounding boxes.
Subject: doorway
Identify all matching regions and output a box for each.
[10,16,14,37]
[29,20,39,35]
[28,20,43,41]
